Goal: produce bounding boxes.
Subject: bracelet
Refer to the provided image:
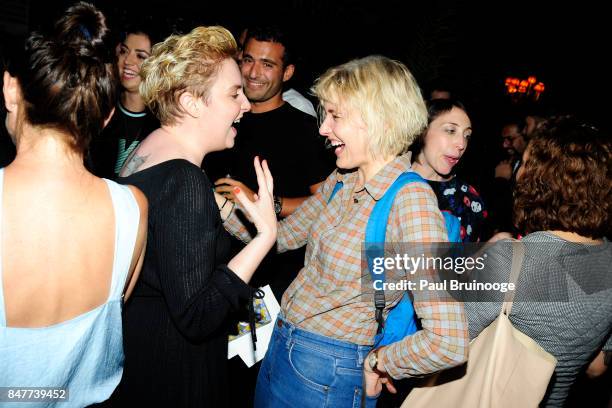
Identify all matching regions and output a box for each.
[220,196,230,211]
[221,201,235,222]
[273,195,283,216]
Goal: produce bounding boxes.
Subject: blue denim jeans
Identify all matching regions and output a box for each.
[254,316,378,408]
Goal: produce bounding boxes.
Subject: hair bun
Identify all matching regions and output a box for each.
[53,2,110,60]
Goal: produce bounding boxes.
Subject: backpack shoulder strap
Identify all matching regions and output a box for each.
[365,171,425,329]
[367,171,462,243]
[365,172,426,248]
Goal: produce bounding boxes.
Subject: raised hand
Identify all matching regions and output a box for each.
[232,157,277,242]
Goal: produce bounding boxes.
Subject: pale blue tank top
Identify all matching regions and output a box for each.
[0,168,140,407]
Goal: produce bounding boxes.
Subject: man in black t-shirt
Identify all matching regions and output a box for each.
[203,25,333,408]
[205,26,333,298]
[488,120,528,235]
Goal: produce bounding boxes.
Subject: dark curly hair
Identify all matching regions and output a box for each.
[513,115,611,239]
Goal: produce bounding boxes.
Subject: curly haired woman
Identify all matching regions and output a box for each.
[465,116,612,407]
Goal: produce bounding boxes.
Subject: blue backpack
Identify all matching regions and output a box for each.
[328,171,460,347]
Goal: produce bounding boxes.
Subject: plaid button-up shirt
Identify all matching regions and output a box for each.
[225,153,468,378]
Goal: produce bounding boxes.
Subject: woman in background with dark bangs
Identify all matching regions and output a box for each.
[410,98,487,242]
[88,18,160,179]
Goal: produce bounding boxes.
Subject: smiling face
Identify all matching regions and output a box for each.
[201,58,251,151]
[116,33,152,93]
[319,99,371,171]
[240,38,294,113]
[415,107,472,180]
[501,123,526,157]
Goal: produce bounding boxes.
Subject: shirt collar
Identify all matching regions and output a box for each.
[336,152,414,201]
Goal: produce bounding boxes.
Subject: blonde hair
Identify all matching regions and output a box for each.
[312,55,427,159]
[139,26,237,125]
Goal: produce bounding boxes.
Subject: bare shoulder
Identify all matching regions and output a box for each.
[126,185,148,215]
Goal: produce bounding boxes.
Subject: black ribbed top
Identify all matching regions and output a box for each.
[112,159,252,407]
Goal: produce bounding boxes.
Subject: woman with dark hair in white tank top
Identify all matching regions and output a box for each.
[0,3,147,406]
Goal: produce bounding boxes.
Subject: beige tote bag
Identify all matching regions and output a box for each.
[402,242,557,408]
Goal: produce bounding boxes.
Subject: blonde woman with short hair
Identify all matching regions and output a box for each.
[224,55,469,407]
[111,26,277,406]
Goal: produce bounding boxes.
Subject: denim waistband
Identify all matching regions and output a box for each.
[276,315,372,360]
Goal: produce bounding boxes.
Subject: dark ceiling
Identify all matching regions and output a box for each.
[7,0,610,125]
